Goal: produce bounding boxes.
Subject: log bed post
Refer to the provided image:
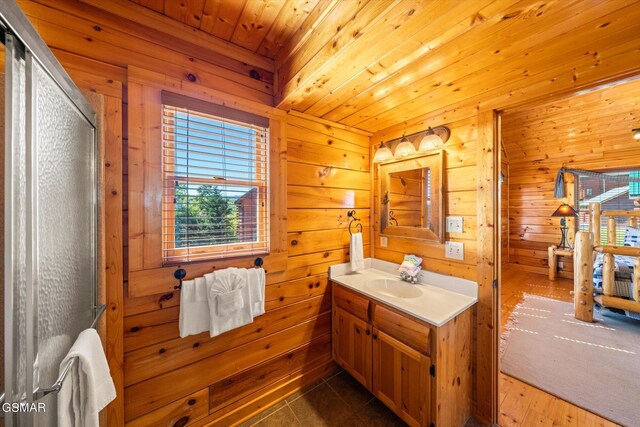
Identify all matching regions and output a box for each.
[634,258,640,303]
[589,202,601,245]
[574,231,594,322]
[602,217,616,297]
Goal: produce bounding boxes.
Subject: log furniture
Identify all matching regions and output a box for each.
[332,283,472,427]
[573,202,640,322]
[548,245,574,281]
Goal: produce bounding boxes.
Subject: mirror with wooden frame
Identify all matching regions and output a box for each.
[379,150,444,242]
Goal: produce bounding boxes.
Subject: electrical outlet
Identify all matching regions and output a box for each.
[446,216,463,233]
[380,236,388,248]
[558,261,564,269]
[445,241,464,260]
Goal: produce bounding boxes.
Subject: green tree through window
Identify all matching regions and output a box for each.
[174,183,239,248]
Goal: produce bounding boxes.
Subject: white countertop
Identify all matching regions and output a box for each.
[329,258,478,327]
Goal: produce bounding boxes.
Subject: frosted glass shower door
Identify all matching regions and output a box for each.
[3,19,97,426]
[29,52,97,427]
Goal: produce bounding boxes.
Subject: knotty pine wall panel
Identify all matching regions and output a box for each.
[20,2,371,425]
[120,111,370,425]
[502,78,640,278]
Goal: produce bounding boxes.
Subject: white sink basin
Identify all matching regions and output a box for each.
[364,278,422,299]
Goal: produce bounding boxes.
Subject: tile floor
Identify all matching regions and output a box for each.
[239,370,407,427]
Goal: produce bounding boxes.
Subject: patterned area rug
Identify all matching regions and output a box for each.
[500,294,640,426]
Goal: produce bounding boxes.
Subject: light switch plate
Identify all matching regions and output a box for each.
[446,216,463,233]
[380,236,388,248]
[445,241,464,260]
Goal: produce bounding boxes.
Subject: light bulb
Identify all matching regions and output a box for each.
[633,128,640,140]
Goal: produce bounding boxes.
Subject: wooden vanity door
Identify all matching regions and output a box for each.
[333,306,372,389]
[372,329,431,427]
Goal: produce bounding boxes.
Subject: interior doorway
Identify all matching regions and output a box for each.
[497,77,640,426]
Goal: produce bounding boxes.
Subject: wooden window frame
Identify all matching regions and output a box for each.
[160,103,270,264]
[127,66,287,298]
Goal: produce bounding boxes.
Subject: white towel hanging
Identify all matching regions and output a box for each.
[57,329,116,427]
[350,232,365,271]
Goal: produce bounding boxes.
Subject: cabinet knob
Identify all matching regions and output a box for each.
[365,329,370,336]
[373,334,378,340]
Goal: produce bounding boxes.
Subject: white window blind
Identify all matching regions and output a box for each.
[161,92,270,263]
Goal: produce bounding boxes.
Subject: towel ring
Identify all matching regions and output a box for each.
[389,210,399,226]
[348,210,363,235]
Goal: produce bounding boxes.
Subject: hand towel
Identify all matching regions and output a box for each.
[247,267,266,317]
[205,268,253,337]
[350,232,365,271]
[398,254,423,277]
[216,287,244,316]
[57,329,116,427]
[179,277,210,338]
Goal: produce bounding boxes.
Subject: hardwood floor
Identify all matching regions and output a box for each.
[499,267,618,427]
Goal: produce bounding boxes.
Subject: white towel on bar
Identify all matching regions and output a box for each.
[57,328,116,427]
[205,268,253,337]
[179,277,210,338]
[247,267,266,317]
[350,232,365,271]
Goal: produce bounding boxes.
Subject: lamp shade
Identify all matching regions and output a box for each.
[373,144,393,163]
[551,203,578,217]
[418,133,444,152]
[394,137,416,157]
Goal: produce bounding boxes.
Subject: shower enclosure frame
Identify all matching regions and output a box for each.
[1,1,100,424]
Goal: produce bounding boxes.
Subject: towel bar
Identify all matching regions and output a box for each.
[174,258,266,290]
[32,304,108,401]
[0,304,107,405]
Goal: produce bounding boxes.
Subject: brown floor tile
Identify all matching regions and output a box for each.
[321,363,344,381]
[288,382,355,426]
[464,415,487,426]
[326,371,373,411]
[237,400,288,427]
[339,414,369,427]
[355,398,406,427]
[285,377,325,404]
[251,406,300,427]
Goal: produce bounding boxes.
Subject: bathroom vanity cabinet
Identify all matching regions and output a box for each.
[332,283,472,427]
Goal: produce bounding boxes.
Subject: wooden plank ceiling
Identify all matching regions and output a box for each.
[127,0,640,133]
[128,0,321,59]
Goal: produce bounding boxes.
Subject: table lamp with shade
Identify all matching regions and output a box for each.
[551,203,578,249]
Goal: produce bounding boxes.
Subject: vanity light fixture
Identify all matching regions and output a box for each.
[374,125,451,163]
[372,142,394,163]
[633,128,640,140]
[394,134,416,157]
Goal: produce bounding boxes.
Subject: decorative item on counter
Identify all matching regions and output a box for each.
[398,254,423,283]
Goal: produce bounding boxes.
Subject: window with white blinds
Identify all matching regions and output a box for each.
[161,92,270,263]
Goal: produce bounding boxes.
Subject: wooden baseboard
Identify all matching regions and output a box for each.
[191,359,339,427]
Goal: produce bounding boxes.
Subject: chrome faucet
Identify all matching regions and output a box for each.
[399,270,420,284]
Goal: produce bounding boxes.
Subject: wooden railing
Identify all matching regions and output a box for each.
[574,203,640,322]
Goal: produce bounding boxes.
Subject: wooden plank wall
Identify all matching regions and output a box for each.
[122,111,370,426]
[18,1,371,425]
[502,77,640,278]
